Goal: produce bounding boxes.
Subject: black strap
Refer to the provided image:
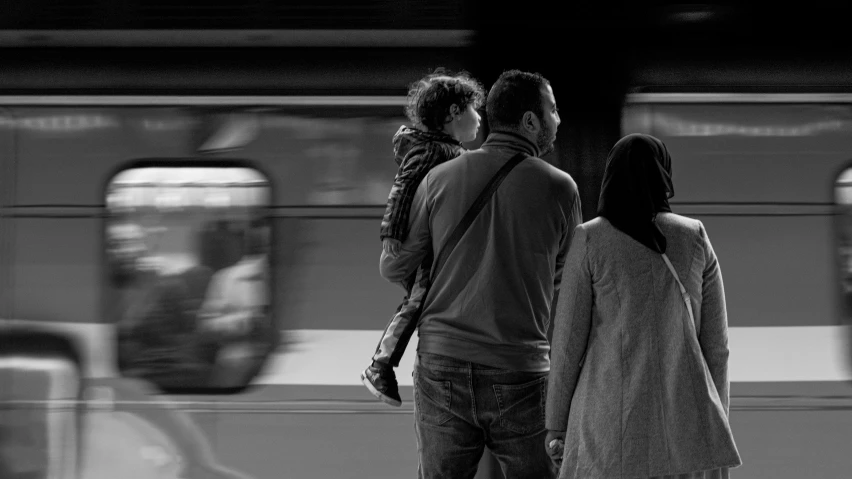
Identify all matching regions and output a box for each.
[431,152,527,282]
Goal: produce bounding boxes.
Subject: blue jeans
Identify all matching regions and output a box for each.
[413,352,557,479]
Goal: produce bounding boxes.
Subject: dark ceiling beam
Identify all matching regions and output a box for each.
[0,29,475,48]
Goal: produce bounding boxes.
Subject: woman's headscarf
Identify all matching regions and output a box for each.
[597,133,674,254]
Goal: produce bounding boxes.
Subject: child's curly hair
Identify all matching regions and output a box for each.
[405,68,486,131]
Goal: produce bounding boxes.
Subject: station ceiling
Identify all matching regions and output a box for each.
[0,3,851,56]
[0,3,849,32]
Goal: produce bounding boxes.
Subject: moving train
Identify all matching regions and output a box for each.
[2,58,852,478]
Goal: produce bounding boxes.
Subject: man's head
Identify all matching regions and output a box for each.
[106,221,148,286]
[485,70,560,156]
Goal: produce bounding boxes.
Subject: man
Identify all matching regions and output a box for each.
[106,221,155,291]
[380,70,582,478]
[197,217,270,335]
[107,220,211,390]
[197,218,272,388]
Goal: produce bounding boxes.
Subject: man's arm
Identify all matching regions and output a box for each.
[380,174,432,284]
[548,184,583,342]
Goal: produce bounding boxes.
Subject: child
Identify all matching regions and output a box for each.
[361,69,485,406]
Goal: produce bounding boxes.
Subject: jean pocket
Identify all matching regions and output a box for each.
[414,371,453,426]
[493,375,546,435]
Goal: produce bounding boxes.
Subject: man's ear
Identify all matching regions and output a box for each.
[521,110,540,134]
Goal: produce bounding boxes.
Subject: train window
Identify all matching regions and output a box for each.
[105,166,275,393]
[836,169,852,311]
[834,167,852,375]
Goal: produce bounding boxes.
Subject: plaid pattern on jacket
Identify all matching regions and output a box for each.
[380,125,464,242]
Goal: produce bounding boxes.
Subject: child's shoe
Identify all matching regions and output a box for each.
[361,362,402,407]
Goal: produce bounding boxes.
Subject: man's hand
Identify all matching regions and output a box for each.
[545,429,566,469]
[383,238,402,258]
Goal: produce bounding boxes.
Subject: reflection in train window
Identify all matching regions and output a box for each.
[837,169,852,307]
[105,166,275,393]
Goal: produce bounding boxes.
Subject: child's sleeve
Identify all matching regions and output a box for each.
[380,143,451,242]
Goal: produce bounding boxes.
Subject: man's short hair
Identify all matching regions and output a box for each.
[405,68,486,131]
[485,70,551,132]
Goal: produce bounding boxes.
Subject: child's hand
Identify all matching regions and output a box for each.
[383,238,402,258]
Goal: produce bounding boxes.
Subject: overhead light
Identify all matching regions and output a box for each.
[662,4,724,23]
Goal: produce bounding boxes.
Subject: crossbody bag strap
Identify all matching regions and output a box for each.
[661,253,695,323]
[431,152,527,282]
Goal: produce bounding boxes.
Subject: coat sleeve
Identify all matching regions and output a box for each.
[697,221,731,415]
[379,174,432,285]
[546,225,593,432]
[380,143,449,242]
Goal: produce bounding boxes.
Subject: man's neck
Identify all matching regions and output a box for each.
[484,130,540,157]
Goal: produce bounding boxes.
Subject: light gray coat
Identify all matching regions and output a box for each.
[546,213,742,478]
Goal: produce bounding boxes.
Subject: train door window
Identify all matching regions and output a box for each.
[834,166,852,376]
[105,165,274,393]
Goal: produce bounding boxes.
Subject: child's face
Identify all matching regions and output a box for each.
[455,104,481,143]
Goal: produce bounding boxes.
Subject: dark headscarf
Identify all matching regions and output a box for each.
[597,133,674,254]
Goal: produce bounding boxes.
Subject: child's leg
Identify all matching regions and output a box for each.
[372,256,432,368]
[363,254,432,406]
[369,275,413,365]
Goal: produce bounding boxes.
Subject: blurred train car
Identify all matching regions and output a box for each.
[2,54,852,479]
[0,94,461,479]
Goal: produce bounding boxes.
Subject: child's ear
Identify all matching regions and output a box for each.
[449,104,461,117]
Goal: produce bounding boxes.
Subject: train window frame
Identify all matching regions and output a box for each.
[102,158,277,395]
[832,159,852,380]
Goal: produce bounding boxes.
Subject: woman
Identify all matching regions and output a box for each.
[545,134,742,478]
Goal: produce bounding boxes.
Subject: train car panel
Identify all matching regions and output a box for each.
[12,218,101,323]
[626,103,852,204]
[624,99,844,330]
[236,111,403,207]
[282,219,404,331]
[692,215,835,327]
[12,108,195,205]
